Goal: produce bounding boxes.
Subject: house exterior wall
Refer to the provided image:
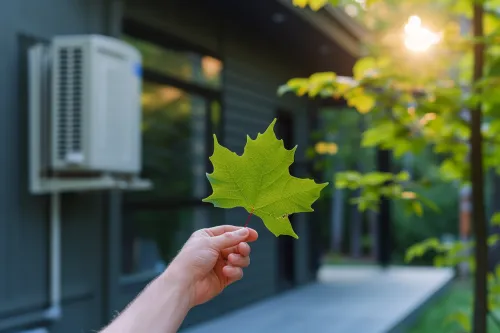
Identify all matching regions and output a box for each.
[0,0,321,332]
[0,1,115,332]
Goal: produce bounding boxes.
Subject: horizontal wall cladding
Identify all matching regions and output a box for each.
[124,0,220,52]
[0,0,109,332]
[222,57,308,152]
[216,17,313,318]
[0,0,320,330]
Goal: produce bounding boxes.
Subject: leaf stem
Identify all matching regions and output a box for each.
[244,208,254,228]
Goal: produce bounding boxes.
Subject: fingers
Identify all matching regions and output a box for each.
[237,242,251,257]
[207,225,259,243]
[223,248,250,285]
[228,253,250,268]
[207,225,241,236]
[221,242,251,258]
[206,225,256,286]
[222,265,243,284]
[211,227,258,250]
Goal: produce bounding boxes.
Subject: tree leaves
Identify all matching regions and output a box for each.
[412,201,424,217]
[353,57,378,81]
[447,311,472,332]
[491,212,500,226]
[346,90,376,114]
[292,0,337,10]
[281,1,500,332]
[278,73,378,114]
[203,119,328,239]
[279,1,500,332]
[335,170,431,214]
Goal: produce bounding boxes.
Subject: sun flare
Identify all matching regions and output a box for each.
[404,15,441,52]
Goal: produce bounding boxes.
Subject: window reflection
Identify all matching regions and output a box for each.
[202,56,223,82]
[124,35,223,88]
[121,33,222,278]
[121,209,195,276]
[140,81,206,200]
[122,82,207,276]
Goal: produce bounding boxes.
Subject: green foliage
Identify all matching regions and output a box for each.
[492,212,500,226]
[292,0,329,11]
[408,280,474,333]
[447,310,473,333]
[397,203,456,258]
[409,279,500,333]
[203,119,328,238]
[406,234,500,325]
[281,0,500,331]
[335,170,434,215]
[313,107,374,167]
[405,238,472,266]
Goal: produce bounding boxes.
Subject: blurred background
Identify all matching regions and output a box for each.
[0,0,496,332]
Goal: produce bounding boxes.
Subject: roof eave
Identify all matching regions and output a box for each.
[277,0,369,59]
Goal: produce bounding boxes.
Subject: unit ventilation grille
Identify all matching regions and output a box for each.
[56,47,83,161]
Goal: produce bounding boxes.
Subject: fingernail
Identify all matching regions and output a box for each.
[236,228,249,236]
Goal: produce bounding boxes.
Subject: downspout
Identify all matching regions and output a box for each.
[0,193,62,331]
[47,192,62,320]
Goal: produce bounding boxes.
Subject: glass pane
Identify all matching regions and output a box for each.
[124,35,223,89]
[121,205,221,276]
[121,208,196,276]
[121,81,210,277]
[139,81,207,200]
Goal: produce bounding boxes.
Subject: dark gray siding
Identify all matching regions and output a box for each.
[0,1,115,332]
[0,0,322,331]
[219,39,313,310]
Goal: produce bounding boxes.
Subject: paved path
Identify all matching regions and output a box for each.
[181,266,454,333]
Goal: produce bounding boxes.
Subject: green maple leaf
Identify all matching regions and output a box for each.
[202,119,328,239]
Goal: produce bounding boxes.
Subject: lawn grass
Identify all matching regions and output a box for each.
[408,278,500,333]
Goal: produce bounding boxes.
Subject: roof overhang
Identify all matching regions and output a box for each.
[277,0,368,58]
[124,0,366,76]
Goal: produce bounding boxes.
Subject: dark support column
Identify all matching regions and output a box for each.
[376,148,392,267]
[308,102,322,278]
[103,190,122,322]
[489,171,500,271]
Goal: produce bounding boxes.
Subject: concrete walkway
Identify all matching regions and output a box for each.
[181,266,454,333]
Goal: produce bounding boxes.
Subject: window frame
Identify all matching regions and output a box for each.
[122,20,224,210]
[120,21,225,279]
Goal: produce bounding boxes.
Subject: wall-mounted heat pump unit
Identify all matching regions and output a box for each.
[29,35,151,193]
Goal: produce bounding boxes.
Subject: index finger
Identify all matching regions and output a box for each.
[207,225,258,242]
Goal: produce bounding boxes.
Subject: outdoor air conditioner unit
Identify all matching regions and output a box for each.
[51,35,141,173]
[28,34,150,193]
[22,35,150,333]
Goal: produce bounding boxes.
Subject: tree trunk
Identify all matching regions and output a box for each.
[471,3,488,333]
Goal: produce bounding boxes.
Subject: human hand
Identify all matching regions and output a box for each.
[168,225,258,308]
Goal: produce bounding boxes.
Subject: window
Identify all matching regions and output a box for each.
[123,35,223,89]
[121,29,223,278]
[141,82,207,200]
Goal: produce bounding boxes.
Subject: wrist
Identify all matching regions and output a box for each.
[100,263,193,333]
[161,261,195,308]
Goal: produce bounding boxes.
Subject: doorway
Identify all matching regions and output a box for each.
[275,110,296,292]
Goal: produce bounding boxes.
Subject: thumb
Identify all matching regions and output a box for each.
[211,228,249,250]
